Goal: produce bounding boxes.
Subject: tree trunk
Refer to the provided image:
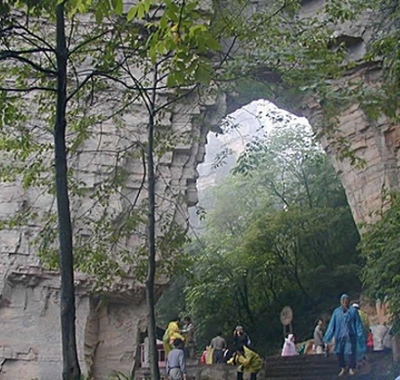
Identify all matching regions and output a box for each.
[145,64,161,380]
[55,3,81,380]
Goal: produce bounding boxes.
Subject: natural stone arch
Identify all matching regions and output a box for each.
[217,19,397,227]
[0,0,397,379]
[220,66,398,228]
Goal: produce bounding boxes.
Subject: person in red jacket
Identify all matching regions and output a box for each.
[200,348,207,364]
[367,329,374,352]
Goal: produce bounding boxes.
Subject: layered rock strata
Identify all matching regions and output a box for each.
[0,1,397,379]
[299,1,398,225]
[0,88,226,379]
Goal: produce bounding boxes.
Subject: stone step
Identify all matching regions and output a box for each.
[267,364,338,369]
[135,351,387,380]
[265,358,376,380]
[266,375,370,380]
[266,368,343,378]
[267,364,338,372]
[265,354,375,380]
[266,355,337,364]
[266,359,338,368]
[266,372,373,380]
[266,366,339,375]
[265,355,338,373]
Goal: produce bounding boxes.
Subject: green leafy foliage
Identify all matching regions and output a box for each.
[212,0,400,163]
[125,0,220,87]
[360,193,400,331]
[177,123,361,354]
[0,0,221,290]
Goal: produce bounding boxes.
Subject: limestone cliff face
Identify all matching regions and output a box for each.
[225,0,395,227]
[0,89,226,379]
[0,1,396,379]
[307,100,400,226]
[298,1,397,226]
[0,3,228,377]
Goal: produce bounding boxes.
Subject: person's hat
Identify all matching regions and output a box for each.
[352,303,360,309]
[340,294,349,301]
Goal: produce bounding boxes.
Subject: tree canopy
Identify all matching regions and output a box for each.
[0,0,221,378]
[158,120,361,354]
[1,0,400,375]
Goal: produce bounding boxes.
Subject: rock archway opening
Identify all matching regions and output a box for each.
[189,99,313,232]
[176,98,364,358]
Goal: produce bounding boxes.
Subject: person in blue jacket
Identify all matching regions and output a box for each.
[324,294,366,377]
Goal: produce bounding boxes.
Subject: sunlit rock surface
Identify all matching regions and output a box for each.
[0,89,225,379]
[0,0,396,379]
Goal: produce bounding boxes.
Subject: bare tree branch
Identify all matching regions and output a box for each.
[69,28,112,56]
[13,21,55,51]
[0,51,57,75]
[0,85,56,92]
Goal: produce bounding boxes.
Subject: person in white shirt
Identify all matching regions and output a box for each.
[314,319,325,354]
[281,334,298,357]
[373,324,389,351]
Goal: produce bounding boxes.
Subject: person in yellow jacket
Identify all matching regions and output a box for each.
[352,303,370,336]
[227,345,262,380]
[352,303,370,363]
[163,317,185,356]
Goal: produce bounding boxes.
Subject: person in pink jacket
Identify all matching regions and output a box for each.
[281,334,299,356]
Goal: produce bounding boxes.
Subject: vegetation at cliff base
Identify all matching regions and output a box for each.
[361,194,400,331]
[1,0,400,376]
[157,120,362,354]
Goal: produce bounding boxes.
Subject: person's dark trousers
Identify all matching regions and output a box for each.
[213,349,224,363]
[337,338,347,368]
[337,336,357,369]
[348,335,357,370]
[237,372,257,380]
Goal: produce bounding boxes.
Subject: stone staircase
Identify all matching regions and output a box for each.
[134,351,389,380]
[266,354,351,380]
[264,351,388,380]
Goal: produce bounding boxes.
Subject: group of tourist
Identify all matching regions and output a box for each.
[162,294,392,379]
[207,326,262,379]
[163,319,262,380]
[300,294,390,377]
[163,316,195,380]
[281,294,384,376]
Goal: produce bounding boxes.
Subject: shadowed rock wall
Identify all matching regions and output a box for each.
[0,0,396,379]
[0,88,226,379]
[298,1,397,226]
